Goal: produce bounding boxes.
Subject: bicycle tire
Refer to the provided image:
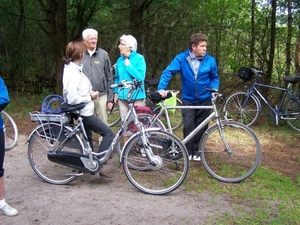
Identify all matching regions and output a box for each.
[107,103,121,127]
[122,129,189,195]
[117,113,166,156]
[153,98,183,131]
[28,123,84,185]
[1,110,18,150]
[200,121,261,182]
[286,99,300,131]
[223,91,260,126]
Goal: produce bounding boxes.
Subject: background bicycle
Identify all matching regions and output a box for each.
[223,66,300,131]
[1,110,18,150]
[107,78,183,131]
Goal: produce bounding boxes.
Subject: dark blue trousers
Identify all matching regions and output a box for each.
[181,99,211,156]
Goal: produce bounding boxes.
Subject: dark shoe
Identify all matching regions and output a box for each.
[99,167,112,178]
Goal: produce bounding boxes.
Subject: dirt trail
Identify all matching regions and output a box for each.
[0,135,251,225]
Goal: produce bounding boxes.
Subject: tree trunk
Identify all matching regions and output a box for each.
[285,0,293,76]
[37,0,67,94]
[295,25,300,75]
[266,0,276,82]
[250,0,255,63]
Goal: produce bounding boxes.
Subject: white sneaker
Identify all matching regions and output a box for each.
[0,203,19,216]
[193,155,201,161]
[141,148,146,158]
[189,155,192,161]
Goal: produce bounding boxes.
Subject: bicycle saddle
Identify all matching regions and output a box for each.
[60,102,86,113]
[148,92,172,103]
[145,79,159,87]
[283,76,300,84]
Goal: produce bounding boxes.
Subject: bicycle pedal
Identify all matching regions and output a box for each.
[66,172,83,177]
[281,117,296,120]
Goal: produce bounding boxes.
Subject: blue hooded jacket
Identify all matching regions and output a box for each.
[158,49,219,103]
[0,77,10,130]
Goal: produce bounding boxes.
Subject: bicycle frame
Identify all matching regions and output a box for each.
[149,92,231,150]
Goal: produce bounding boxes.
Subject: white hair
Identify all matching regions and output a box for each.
[82,28,98,40]
[120,34,137,52]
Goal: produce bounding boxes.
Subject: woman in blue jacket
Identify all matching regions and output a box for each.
[113,34,146,143]
[158,33,220,161]
[0,77,18,216]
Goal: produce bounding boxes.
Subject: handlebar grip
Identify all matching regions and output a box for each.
[205,88,218,93]
[110,83,121,89]
[251,65,262,71]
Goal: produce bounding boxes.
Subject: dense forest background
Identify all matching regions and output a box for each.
[0,0,300,98]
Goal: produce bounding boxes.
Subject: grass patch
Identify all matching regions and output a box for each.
[185,165,299,224]
[6,90,51,118]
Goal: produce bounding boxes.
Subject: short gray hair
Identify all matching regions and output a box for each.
[120,34,137,52]
[82,28,98,40]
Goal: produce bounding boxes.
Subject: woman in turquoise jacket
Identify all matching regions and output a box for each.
[113,34,146,143]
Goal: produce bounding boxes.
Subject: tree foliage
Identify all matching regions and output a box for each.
[0,0,299,96]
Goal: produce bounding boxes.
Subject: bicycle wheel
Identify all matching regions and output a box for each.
[286,99,300,131]
[122,129,189,195]
[107,103,121,127]
[28,123,84,185]
[1,110,18,150]
[223,91,260,126]
[154,98,183,131]
[200,121,261,182]
[117,113,166,156]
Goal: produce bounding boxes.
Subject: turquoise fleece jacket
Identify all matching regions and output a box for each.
[0,77,10,129]
[158,49,219,103]
[114,51,146,101]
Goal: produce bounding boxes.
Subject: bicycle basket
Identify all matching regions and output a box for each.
[41,94,65,114]
[238,67,252,82]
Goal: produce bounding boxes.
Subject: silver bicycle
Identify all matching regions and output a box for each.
[27,80,189,195]
[148,89,262,183]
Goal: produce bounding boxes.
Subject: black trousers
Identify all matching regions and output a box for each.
[0,129,5,177]
[82,115,114,153]
[181,99,211,156]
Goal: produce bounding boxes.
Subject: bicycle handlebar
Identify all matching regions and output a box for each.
[110,79,142,102]
[250,65,268,76]
[110,79,142,89]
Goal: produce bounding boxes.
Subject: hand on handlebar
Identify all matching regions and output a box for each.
[158,90,168,98]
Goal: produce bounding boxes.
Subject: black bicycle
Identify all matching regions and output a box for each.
[223,66,300,131]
